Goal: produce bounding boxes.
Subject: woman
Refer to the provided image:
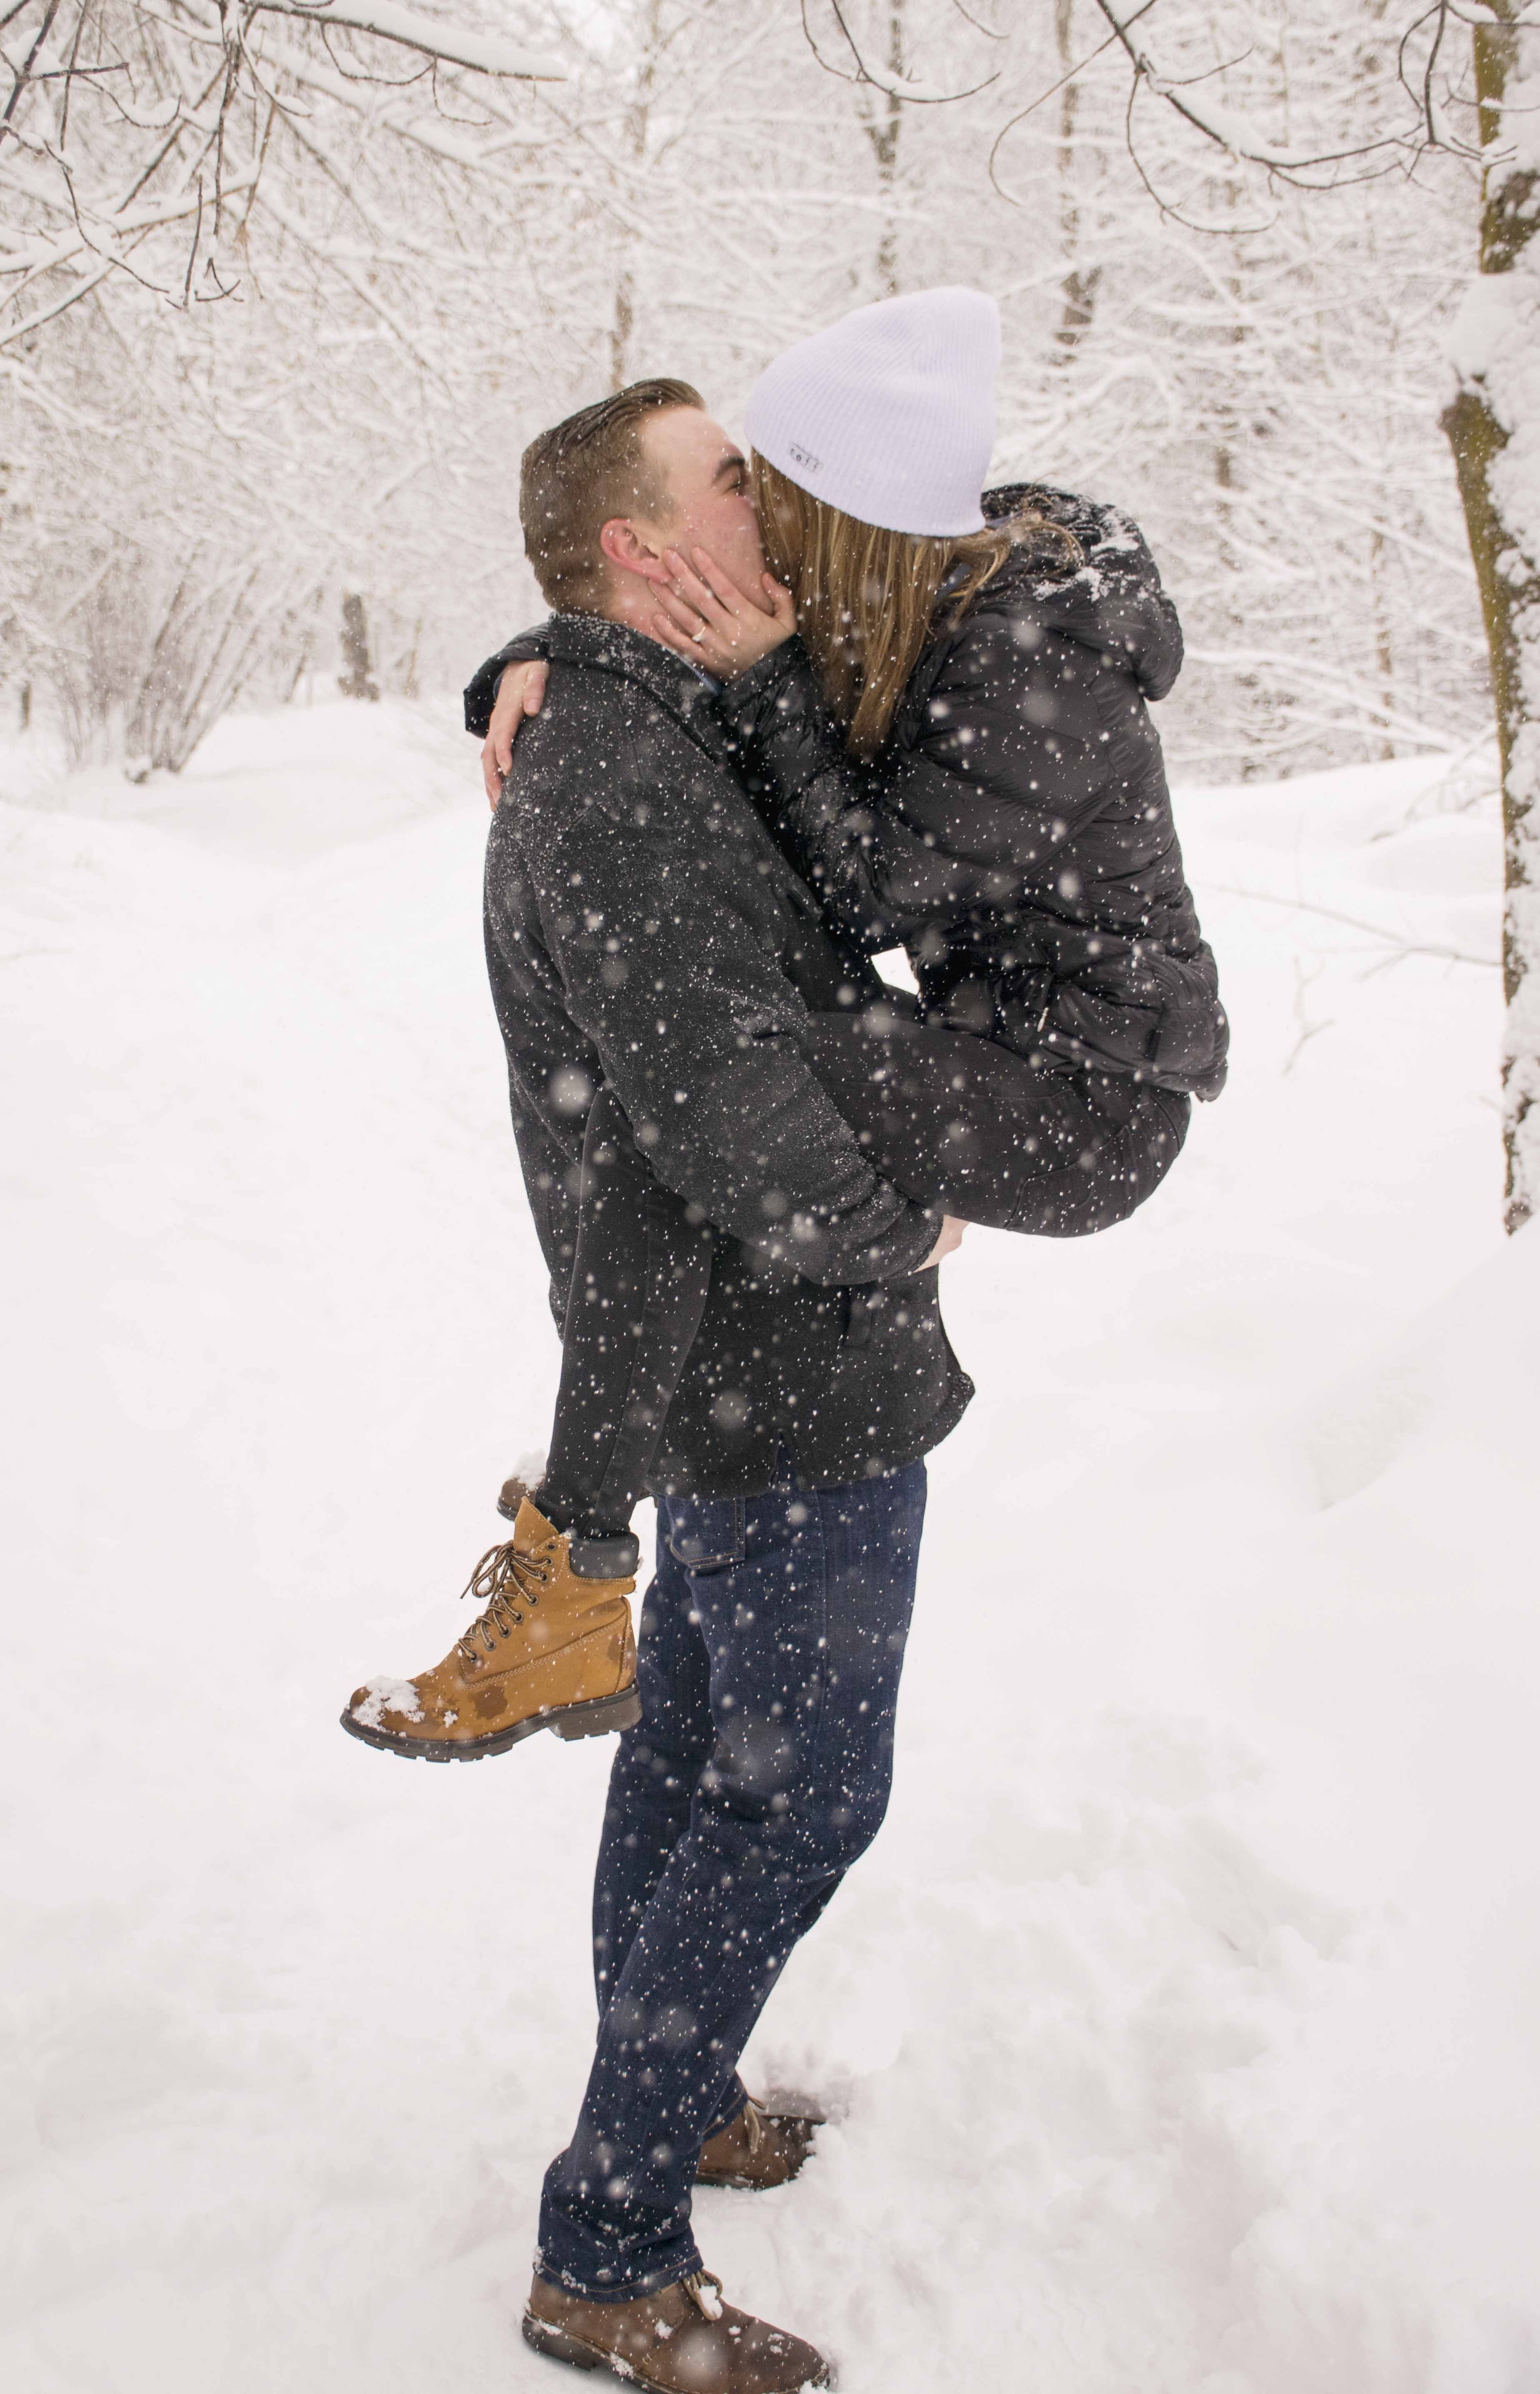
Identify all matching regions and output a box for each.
[474,287,1224,1607]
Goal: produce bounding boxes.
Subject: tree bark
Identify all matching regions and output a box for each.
[338,593,379,702]
[1053,0,1099,360]
[610,0,662,391]
[1441,1,1540,1230]
[862,5,904,300]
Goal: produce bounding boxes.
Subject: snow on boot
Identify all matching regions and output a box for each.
[523,2267,833,2392]
[341,1493,638,1762]
[696,2096,823,2190]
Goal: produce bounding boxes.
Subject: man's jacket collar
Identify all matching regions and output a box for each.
[546,611,722,737]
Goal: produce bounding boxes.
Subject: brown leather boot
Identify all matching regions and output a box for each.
[696,2096,823,2191]
[523,2268,832,2391]
[340,1493,638,1763]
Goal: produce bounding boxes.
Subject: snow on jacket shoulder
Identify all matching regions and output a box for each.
[718,485,1228,1101]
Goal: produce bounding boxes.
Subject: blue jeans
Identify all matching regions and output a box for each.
[536,1457,928,2298]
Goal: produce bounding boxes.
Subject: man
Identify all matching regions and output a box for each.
[400,381,970,2390]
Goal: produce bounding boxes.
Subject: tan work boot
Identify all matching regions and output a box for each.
[696,2096,823,2191]
[523,2268,832,2392]
[498,1473,640,1579]
[340,1491,639,1763]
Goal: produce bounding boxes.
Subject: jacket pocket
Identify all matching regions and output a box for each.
[839,1285,890,1355]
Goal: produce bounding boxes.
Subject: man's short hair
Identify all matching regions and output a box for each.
[520,378,704,611]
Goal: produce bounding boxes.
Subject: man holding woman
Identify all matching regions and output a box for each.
[344,289,1223,2390]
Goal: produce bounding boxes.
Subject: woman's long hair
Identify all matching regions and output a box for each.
[750,453,1078,758]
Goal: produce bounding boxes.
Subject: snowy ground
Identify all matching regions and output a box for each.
[2,698,1535,2393]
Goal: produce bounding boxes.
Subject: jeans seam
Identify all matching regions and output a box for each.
[802,1484,832,1786]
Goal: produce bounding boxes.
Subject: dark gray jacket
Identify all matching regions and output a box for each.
[718,486,1227,1099]
[480,610,972,1498]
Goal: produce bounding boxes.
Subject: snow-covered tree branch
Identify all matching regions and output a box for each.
[0,0,565,342]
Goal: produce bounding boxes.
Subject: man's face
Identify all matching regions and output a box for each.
[632,408,768,589]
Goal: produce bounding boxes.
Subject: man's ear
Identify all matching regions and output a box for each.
[600,517,671,586]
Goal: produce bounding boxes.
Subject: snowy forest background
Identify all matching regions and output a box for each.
[0,0,1501,777]
[6,10,1540,2392]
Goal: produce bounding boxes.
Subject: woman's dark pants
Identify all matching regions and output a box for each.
[536,1458,927,2299]
[538,1009,1190,1544]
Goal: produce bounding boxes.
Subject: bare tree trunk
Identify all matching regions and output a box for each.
[863,5,904,301]
[399,616,422,701]
[1442,1,1540,1230]
[610,0,661,391]
[338,593,379,702]
[610,271,636,395]
[1362,183,1397,764]
[1053,0,1099,360]
[1369,524,1396,763]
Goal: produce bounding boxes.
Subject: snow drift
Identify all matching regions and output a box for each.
[0,702,1532,2392]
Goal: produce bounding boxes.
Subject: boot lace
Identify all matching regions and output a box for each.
[683,2271,724,2321]
[456,1539,552,1663]
[742,2099,764,2157]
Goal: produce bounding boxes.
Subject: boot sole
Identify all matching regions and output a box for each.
[339,1683,640,1763]
[521,2309,832,2389]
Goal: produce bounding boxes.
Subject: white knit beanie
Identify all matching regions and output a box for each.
[744,287,1000,539]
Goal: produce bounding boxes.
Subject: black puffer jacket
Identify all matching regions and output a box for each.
[720,486,1227,1099]
[480,610,971,1498]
